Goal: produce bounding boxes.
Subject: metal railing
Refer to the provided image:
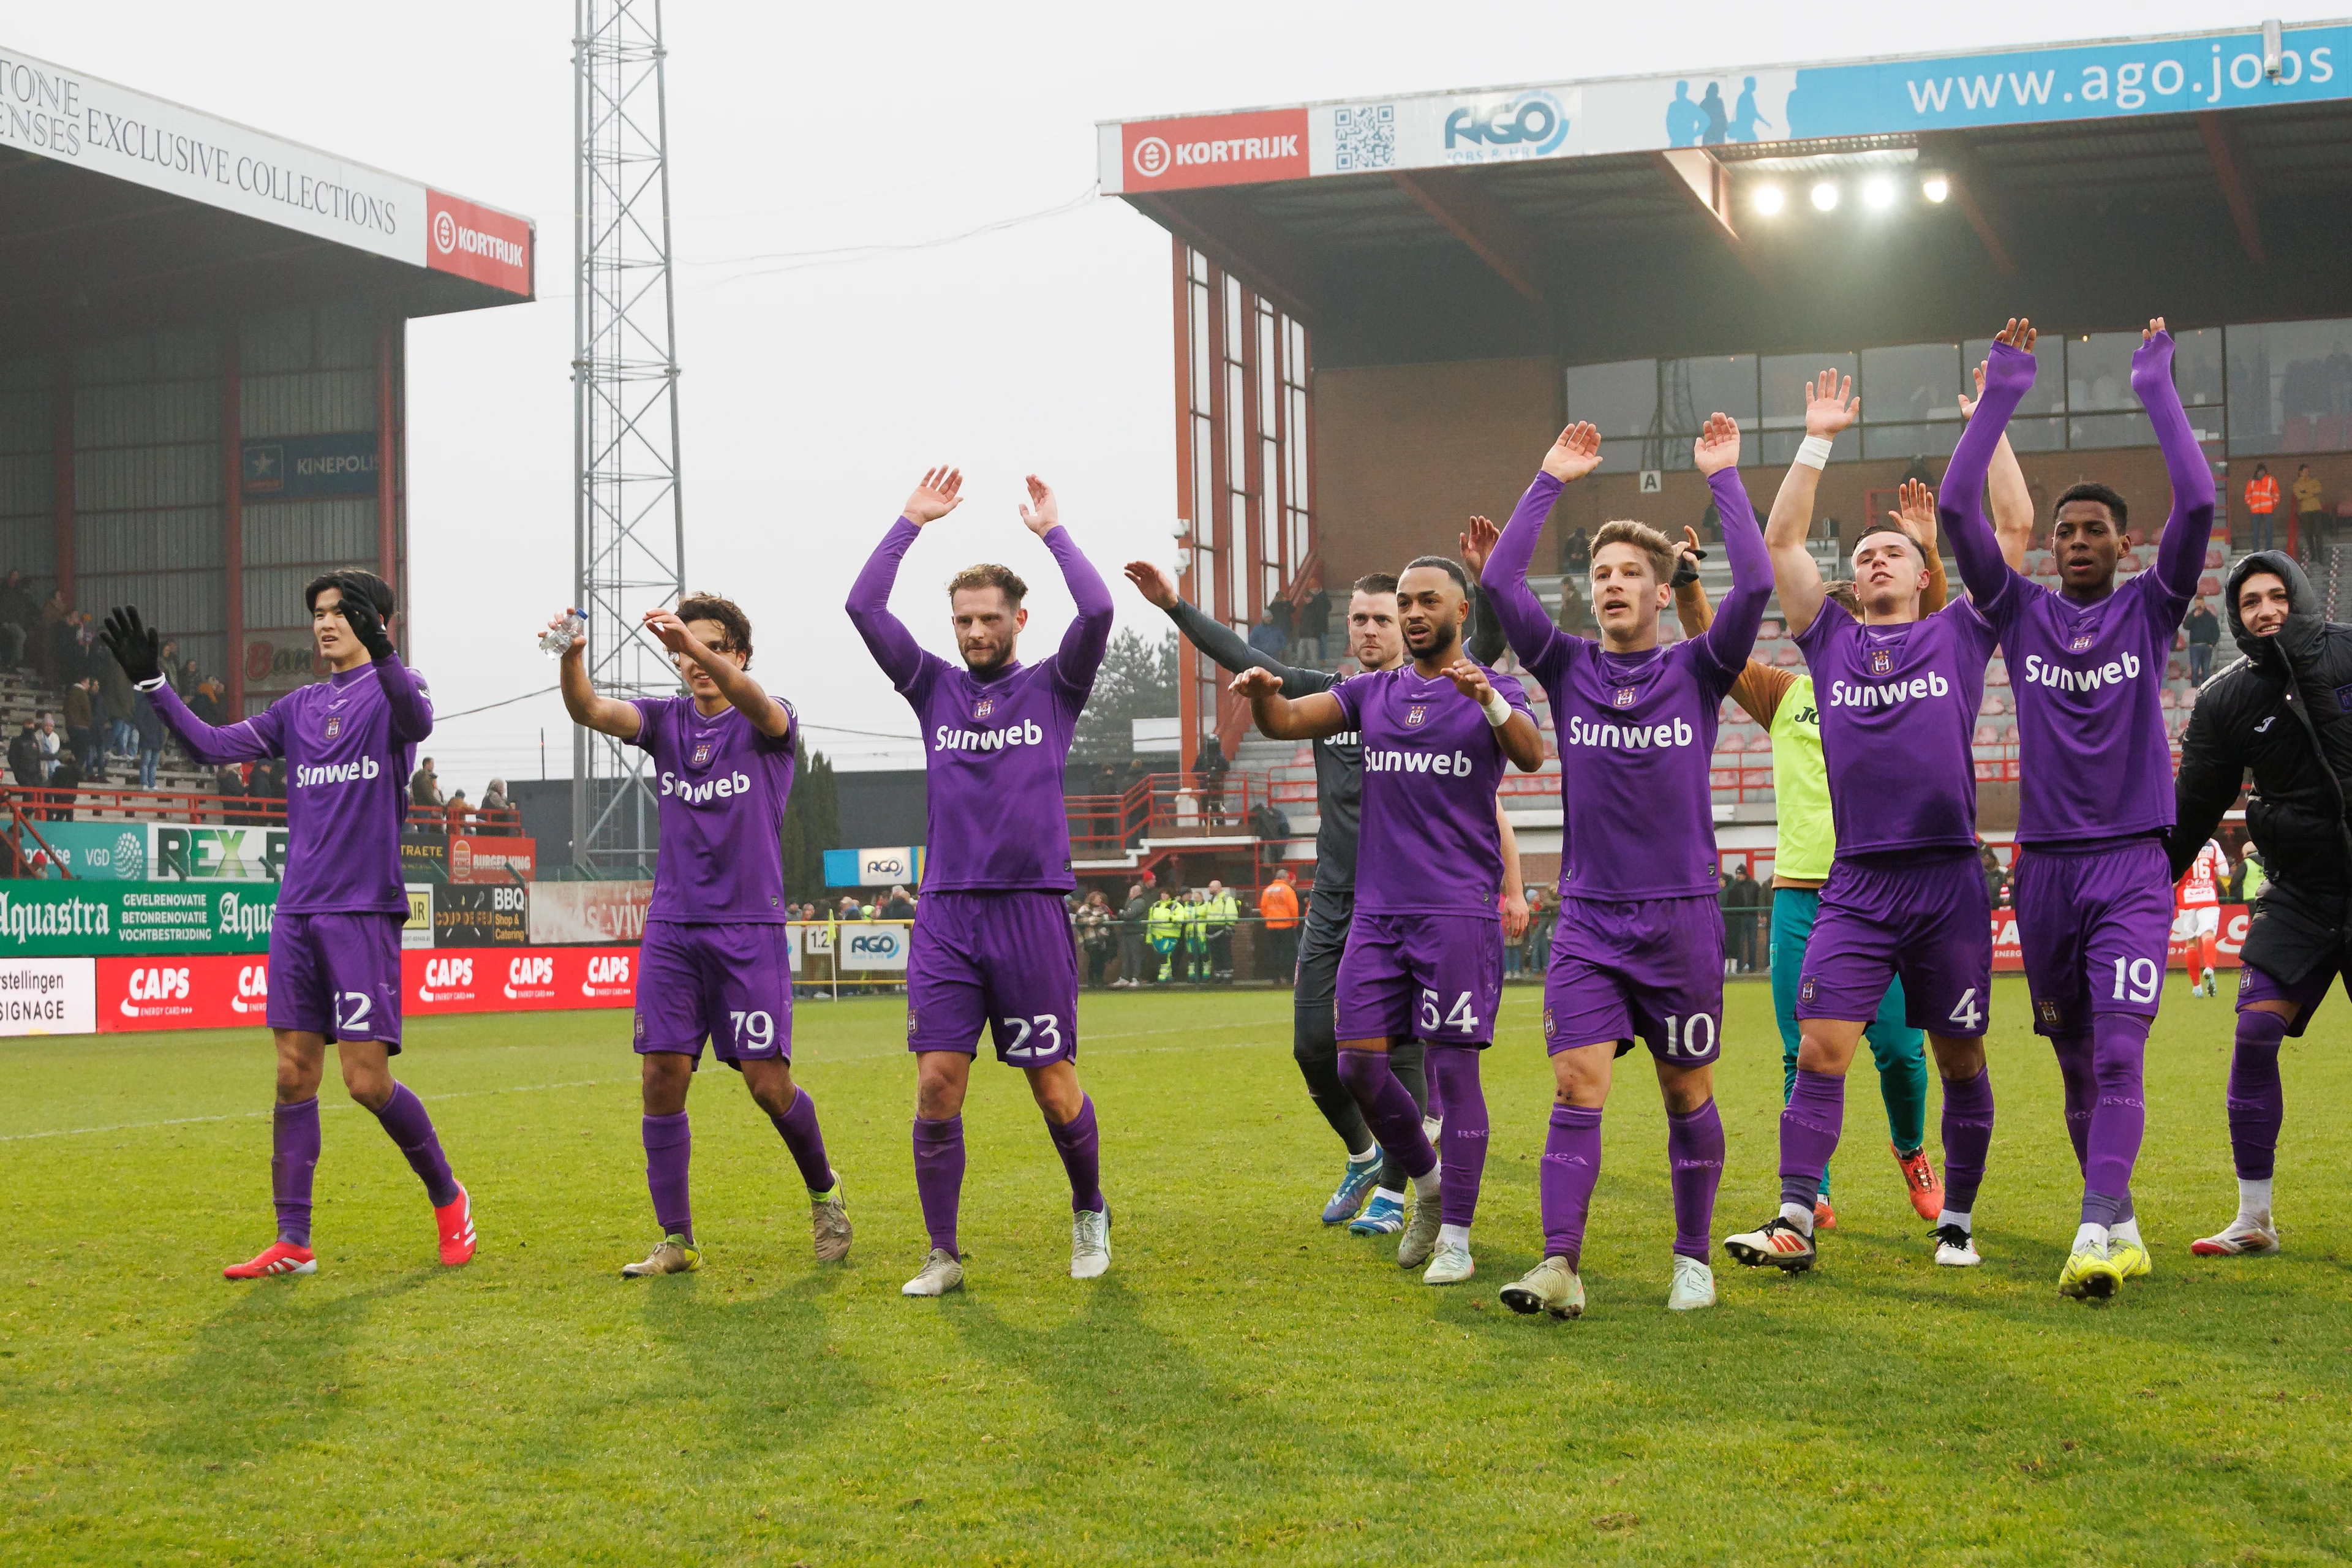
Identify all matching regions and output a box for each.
[0,782,523,834]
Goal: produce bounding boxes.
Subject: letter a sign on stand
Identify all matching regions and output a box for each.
[1640,470,1663,494]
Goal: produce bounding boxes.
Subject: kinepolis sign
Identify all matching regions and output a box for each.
[0,45,532,296]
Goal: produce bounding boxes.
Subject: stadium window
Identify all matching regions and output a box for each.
[2065,331,2144,413]
[1862,420,1964,462]
[1564,358,1659,439]
[1761,352,1858,465]
[1661,353,1758,433]
[1858,343,1963,425]
[2069,410,2159,450]
[2171,327,2225,408]
[1964,333,2065,417]
[2000,416,2068,453]
[2226,318,2352,455]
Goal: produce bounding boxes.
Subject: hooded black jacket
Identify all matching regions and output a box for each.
[2170,551,2352,978]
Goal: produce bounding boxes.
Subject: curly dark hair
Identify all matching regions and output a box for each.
[677,592,753,666]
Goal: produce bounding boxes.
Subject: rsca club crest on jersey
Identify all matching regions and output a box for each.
[1404,704,1428,728]
[973,696,995,722]
[1613,687,1637,709]
[323,715,342,740]
[1868,649,1893,677]
[1799,975,1817,1006]
[2036,997,2061,1025]
[690,741,713,767]
[1541,1006,1555,1040]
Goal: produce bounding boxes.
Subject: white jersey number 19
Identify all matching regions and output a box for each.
[2112,957,2160,1004]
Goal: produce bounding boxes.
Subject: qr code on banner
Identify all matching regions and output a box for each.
[1333,104,1395,172]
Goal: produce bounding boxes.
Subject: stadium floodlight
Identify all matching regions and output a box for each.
[1863,176,1897,210]
[1810,181,1839,211]
[574,0,688,873]
[1921,174,1951,203]
[1752,183,1785,216]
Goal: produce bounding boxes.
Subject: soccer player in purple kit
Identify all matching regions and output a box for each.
[1234,557,1545,1284]
[1724,370,2002,1277]
[1940,317,2215,1300]
[847,466,1114,1297]
[554,594,846,1278]
[100,576,474,1280]
[1480,413,1763,1318]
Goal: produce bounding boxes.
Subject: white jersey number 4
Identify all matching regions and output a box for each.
[1947,989,1982,1031]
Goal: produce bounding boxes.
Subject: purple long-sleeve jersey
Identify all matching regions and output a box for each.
[148,655,431,914]
[1483,466,1769,900]
[1940,335,2216,844]
[846,515,1113,892]
[628,695,797,922]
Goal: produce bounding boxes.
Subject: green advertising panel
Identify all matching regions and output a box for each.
[0,883,276,955]
[25,823,288,882]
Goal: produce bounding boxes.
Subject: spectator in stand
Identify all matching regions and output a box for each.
[1193,736,1230,826]
[33,589,65,686]
[2294,464,2325,551]
[2244,462,2279,553]
[2185,596,2221,684]
[1294,578,1330,665]
[480,778,511,823]
[1529,884,1556,972]
[175,656,199,698]
[1267,593,1295,650]
[1200,878,1238,984]
[880,883,915,922]
[1725,862,1763,973]
[48,608,83,693]
[1247,605,1287,660]
[0,570,33,669]
[1246,799,1290,842]
[213,763,246,820]
[410,756,444,809]
[1562,524,1592,575]
[247,760,286,820]
[156,639,179,689]
[9,716,42,790]
[1076,890,1117,989]
[189,677,226,726]
[1977,840,2008,908]
[45,750,78,820]
[132,688,165,790]
[444,789,472,836]
[1116,881,1152,988]
[61,676,94,780]
[100,652,136,763]
[36,713,59,780]
[1258,865,1299,984]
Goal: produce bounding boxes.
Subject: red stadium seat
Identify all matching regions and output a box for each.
[2119,552,2143,573]
[2159,687,2177,709]
[1774,644,1802,667]
[1973,723,1998,746]
[2199,575,2221,596]
[1987,660,2009,686]
[2180,684,2199,709]
[2205,546,2225,570]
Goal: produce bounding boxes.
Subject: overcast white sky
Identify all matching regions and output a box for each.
[12,1,2281,784]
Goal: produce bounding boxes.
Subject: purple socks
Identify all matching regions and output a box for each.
[1427,1047,1487,1228]
[2053,1028,2134,1223]
[769,1088,835,1193]
[1666,1101,1725,1263]
[1778,1068,1846,1212]
[2228,1009,2288,1181]
[1539,1103,1602,1268]
[912,1115,965,1256]
[273,1097,321,1247]
[1335,1048,1437,1182]
[373,1082,458,1207]
[641,1112,693,1243]
[1046,1095,1105,1213]
[1940,1066,1995,1216]
[2081,1014,2149,1227]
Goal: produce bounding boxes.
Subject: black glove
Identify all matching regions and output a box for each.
[334,586,396,661]
[100,606,163,686]
[1670,548,1704,590]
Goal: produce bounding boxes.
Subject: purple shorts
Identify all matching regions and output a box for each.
[1335,910,1502,1047]
[907,890,1079,1066]
[1799,851,1991,1038]
[268,911,404,1050]
[2010,837,2174,1036]
[1543,894,1724,1063]
[633,920,794,1068]
[2238,959,2352,1039]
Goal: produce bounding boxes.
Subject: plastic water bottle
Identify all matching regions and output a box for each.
[539,608,585,658]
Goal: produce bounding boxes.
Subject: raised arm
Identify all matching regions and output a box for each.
[2134,319,2221,603]
[1671,548,1791,726]
[1890,480,1950,613]
[552,609,641,740]
[1481,423,1600,664]
[1023,475,1114,690]
[643,609,792,738]
[1939,322,2037,605]
[1447,662,1544,772]
[1458,514,1508,667]
[1694,415,1768,676]
[1765,370,1855,635]
[1231,666,1348,740]
[1961,362,2037,568]
[1125,560,1330,696]
[101,606,279,764]
[325,589,432,745]
[846,467,961,691]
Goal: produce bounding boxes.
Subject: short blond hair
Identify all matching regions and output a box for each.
[1591,520,1675,586]
[947,563,1028,606]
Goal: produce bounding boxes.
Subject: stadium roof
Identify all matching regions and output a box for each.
[1098,21,2352,367]
[0,44,535,359]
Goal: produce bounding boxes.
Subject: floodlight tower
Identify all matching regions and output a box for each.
[572,0,687,871]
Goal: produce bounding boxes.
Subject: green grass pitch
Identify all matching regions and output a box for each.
[4,975,2349,1565]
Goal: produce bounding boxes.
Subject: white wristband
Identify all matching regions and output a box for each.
[134,675,165,693]
[1794,435,1834,470]
[1480,690,1512,727]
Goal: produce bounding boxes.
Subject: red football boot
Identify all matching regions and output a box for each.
[223,1241,317,1280]
[1893,1142,1945,1223]
[435,1184,477,1267]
